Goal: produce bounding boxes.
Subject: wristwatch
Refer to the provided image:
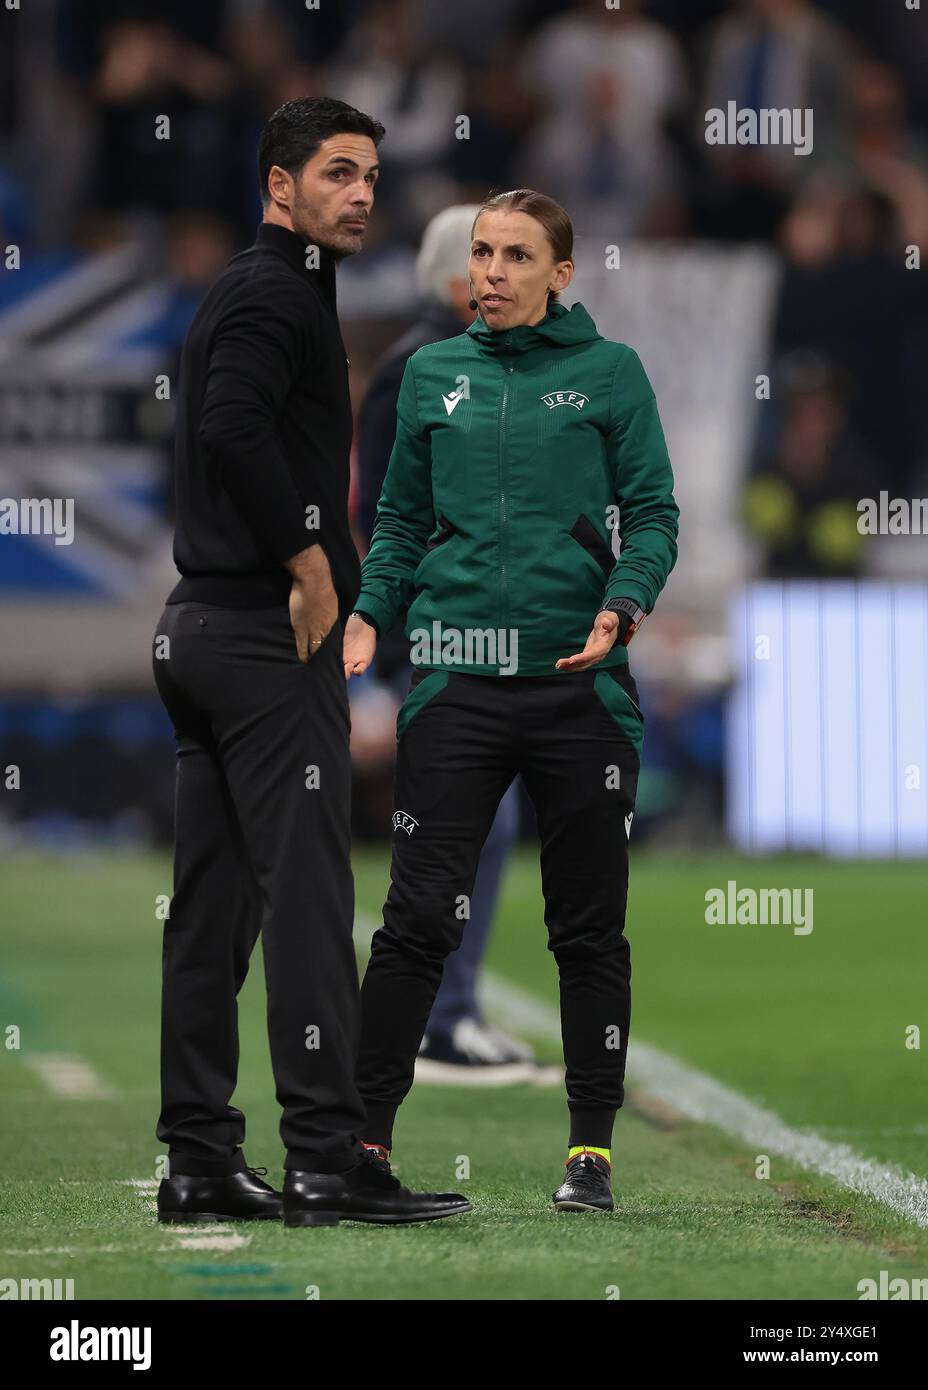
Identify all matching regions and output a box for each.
[350,609,380,636]
[600,598,646,646]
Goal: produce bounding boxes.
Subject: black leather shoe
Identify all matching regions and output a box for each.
[283,1149,472,1226]
[552,1153,614,1213]
[157,1165,283,1223]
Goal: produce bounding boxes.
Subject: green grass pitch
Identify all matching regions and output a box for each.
[1,849,926,1300]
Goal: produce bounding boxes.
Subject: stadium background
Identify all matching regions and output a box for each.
[1,0,927,1303]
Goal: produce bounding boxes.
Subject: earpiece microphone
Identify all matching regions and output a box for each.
[468,298,478,310]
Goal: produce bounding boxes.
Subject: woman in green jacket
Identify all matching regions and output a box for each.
[344,188,679,1213]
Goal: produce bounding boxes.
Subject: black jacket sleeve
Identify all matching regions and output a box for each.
[197,279,320,565]
[356,353,406,548]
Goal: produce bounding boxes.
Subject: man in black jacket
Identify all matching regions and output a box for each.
[153,96,469,1228]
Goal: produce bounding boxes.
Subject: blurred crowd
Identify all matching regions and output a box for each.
[2,0,926,563]
[1,0,926,849]
[0,1,924,248]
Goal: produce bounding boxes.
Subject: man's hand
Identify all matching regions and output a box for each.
[554,609,620,671]
[343,613,377,679]
[285,544,338,663]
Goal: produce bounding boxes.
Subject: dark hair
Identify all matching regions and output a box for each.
[471,189,574,301]
[258,97,386,206]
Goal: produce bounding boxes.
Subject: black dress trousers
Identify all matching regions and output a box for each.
[152,601,367,1175]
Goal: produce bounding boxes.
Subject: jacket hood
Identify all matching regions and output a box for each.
[465,300,601,354]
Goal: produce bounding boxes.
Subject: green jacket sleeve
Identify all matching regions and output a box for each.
[354,356,435,633]
[602,347,679,612]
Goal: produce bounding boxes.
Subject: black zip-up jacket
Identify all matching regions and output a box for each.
[166,221,361,619]
[357,299,465,547]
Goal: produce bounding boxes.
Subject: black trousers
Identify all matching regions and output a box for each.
[152,602,366,1176]
[357,664,642,1150]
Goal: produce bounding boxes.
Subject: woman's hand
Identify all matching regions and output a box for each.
[554,609,620,672]
[343,613,378,679]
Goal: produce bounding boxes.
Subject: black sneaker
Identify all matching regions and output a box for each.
[552,1153,614,1213]
[157,1165,282,1223]
[283,1148,472,1227]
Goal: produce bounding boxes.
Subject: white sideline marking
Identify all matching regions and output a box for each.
[480,974,564,1038]
[165,1234,252,1250]
[24,1053,115,1100]
[1,1246,80,1255]
[2,1244,130,1255]
[358,918,928,1228]
[479,970,928,1229]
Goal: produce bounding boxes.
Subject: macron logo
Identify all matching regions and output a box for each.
[442,389,465,416]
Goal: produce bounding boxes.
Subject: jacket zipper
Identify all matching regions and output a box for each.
[498,346,514,636]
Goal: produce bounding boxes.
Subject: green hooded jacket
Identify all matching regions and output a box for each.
[355,299,679,677]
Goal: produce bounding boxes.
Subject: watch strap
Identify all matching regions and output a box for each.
[601,598,646,645]
[350,609,380,636]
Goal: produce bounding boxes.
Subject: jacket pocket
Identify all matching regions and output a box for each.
[396,668,450,741]
[568,513,616,579]
[414,517,457,587]
[425,516,456,550]
[593,666,644,760]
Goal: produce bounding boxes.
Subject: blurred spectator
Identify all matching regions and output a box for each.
[826,0,928,137]
[0,168,35,252]
[839,58,928,252]
[56,3,249,240]
[414,0,520,69]
[697,0,851,240]
[328,0,465,235]
[0,5,20,140]
[129,211,235,362]
[2,0,925,856]
[516,0,688,238]
[265,0,373,70]
[745,354,874,577]
[774,173,925,494]
[444,57,531,201]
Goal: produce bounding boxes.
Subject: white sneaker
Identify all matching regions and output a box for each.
[415,1017,539,1086]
